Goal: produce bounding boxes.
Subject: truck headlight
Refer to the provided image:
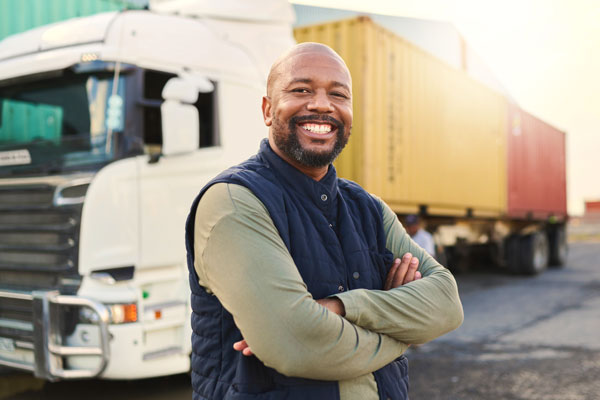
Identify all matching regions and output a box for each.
[108,304,138,324]
[78,303,137,324]
[79,307,100,324]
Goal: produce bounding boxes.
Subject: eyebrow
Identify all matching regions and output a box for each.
[288,78,350,92]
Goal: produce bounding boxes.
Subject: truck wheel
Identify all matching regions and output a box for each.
[448,240,470,274]
[490,240,506,269]
[519,232,549,275]
[548,226,568,267]
[434,245,448,267]
[505,235,521,274]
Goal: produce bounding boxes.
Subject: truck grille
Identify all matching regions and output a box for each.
[0,297,33,342]
[0,182,85,339]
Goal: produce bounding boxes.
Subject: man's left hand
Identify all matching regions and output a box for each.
[384,253,421,290]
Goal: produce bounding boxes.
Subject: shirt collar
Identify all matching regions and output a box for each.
[258,139,339,208]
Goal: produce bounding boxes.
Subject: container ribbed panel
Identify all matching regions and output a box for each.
[0,0,144,41]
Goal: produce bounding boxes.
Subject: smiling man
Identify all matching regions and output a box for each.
[185,43,463,400]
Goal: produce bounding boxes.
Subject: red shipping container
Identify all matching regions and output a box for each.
[585,201,600,215]
[507,104,567,220]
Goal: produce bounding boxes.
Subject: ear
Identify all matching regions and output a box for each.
[262,96,273,126]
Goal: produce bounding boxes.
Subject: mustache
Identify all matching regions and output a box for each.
[290,114,344,131]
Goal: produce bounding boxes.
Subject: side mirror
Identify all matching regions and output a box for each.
[160,77,208,156]
[161,101,199,156]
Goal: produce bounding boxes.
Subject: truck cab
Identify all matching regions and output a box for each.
[0,1,294,380]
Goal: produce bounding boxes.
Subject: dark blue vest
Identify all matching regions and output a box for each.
[185,140,409,400]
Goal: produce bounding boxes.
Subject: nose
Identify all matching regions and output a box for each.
[307,89,334,113]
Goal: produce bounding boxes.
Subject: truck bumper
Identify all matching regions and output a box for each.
[0,289,110,380]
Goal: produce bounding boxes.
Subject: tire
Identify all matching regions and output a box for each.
[548,225,568,267]
[434,245,449,267]
[504,235,521,274]
[449,239,470,274]
[519,232,549,275]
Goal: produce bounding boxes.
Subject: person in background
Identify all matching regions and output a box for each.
[185,42,463,400]
[404,214,435,256]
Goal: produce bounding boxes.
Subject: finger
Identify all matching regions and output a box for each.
[233,340,248,351]
[234,340,254,356]
[384,258,401,290]
[403,257,419,285]
[392,253,412,288]
[415,271,422,280]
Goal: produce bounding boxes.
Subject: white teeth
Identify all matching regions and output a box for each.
[301,123,332,134]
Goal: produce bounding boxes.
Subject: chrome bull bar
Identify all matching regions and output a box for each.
[0,289,110,380]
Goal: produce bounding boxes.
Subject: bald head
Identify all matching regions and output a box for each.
[266,43,351,97]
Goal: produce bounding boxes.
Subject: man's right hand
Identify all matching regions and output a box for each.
[233,340,253,356]
[383,253,421,290]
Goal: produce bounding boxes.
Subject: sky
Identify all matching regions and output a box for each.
[292,0,600,216]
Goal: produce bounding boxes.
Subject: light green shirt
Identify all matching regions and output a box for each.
[194,183,463,399]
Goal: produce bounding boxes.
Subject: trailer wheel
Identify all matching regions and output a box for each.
[447,239,470,274]
[505,235,521,274]
[548,226,568,267]
[519,232,549,275]
[434,245,448,267]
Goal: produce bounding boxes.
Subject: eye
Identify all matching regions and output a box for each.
[331,91,349,99]
[291,88,310,94]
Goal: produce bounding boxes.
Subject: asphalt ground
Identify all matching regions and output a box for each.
[408,241,600,399]
[2,241,599,399]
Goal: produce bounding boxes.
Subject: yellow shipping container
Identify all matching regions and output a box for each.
[295,17,508,217]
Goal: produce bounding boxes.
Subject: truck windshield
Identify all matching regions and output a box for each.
[0,69,126,176]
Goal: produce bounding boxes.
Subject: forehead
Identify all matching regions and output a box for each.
[278,50,351,87]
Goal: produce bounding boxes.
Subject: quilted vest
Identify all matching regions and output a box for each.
[185,139,409,400]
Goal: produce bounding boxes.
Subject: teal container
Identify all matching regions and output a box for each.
[0,0,146,41]
[0,100,62,143]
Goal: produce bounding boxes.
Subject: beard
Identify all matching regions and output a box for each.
[271,114,349,168]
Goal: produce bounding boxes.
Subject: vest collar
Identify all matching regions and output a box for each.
[258,139,339,210]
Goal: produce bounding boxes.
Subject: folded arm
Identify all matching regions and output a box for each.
[334,197,464,344]
[194,183,408,380]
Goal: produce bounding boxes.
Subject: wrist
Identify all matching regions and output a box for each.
[316,297,346,316]
[331,297,346,317]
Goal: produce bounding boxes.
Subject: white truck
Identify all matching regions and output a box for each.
[0,0,294,380]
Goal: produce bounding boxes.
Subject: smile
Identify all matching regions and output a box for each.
[299,123,333,134]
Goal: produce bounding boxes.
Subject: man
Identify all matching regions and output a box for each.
[185,43,463,400]
[404,214,436,256]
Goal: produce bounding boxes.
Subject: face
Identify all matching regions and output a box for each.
[262,49,353,171]
[406,224,419,237]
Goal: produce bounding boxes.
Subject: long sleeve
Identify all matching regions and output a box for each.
[194,183,408,381]
[334,197,464,344]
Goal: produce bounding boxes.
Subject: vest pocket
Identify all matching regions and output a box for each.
[225,386,284,400]
[373,355,410,400]
[226,359,340,400]
[229,355,276,395]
